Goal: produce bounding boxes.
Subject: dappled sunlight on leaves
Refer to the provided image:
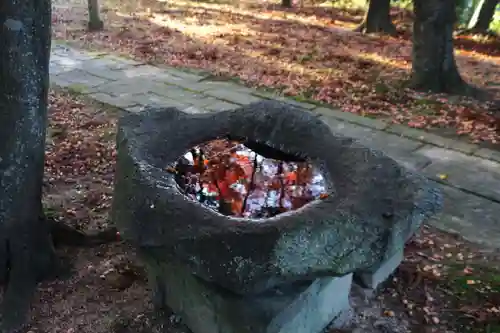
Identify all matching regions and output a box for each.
[52,0,500,145]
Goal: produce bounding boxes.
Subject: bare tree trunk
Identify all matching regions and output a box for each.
[88,0,104,31]
[409,0,473,95]
[0,0,56,331]
[354,0,397,35]
[467,0,498,33]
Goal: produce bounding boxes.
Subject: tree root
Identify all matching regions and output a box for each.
[87,19,104,32]
[48,218,119,248]
[1,219,120,331]
[353,20,397,36]
[0,216,56,333]
[408,74,490,101]
[456,28,498,37]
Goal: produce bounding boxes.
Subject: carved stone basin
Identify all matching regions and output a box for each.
[112,100,442,333]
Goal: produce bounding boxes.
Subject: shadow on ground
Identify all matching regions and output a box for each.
[52,0,500,145]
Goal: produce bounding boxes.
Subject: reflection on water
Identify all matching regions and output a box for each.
[170,139,327,219]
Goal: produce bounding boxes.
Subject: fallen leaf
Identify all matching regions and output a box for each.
[438,174,448,180]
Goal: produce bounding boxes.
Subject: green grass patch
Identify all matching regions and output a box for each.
[43,205,61,220]
[443,263,500,333]
[67,83,91,94]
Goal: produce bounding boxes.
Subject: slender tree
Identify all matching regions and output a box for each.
[466,0,498,33]
[88,0,104,31]
[409,0,473,94]
[354,0,397,35]
[0,0,57,331]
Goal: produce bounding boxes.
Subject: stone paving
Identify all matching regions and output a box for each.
[49,43,500,251]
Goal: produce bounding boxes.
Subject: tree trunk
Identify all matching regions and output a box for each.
[354,0,397,35]
[409,0,472,94]
[456,0,476,25]
[281,0,292,7]
[467,0,498,33]
[0,0,56,331]
[88,0,104,31]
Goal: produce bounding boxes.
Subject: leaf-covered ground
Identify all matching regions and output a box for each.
[52,0,500,145]
[28,89,500,333]
[44,90,116,232]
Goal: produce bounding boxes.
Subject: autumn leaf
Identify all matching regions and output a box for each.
[166,166,177,174]
[438,173,448,180]
[231,199,243,216]
[286,172,297,182]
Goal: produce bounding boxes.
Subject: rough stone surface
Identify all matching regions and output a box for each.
[160,67,207,81]
[80,65,131,81]
[142,250,353,333]
[112,100,442,295]
[267,274,353,333]
[83,55,142,69]
[150,85,207,102]
[51,44,97,62]
[49,61,73,75]
[254,94,318,109]
[187,96,222,108]
[77,58,142,80]
[355,249,404,290]
[125,105,147,113]
[175,80,256,94]
[144,255,266,333]
[52,69,110,88]
[320,116,422,154]
[204,100,240,112]
[203,88,262,105]
[87,79,168,96]
[275,98,316,110]
[427,183,500,250]
[182,106,208,114]
[417,146,500,202]
[88,92,139,108]
[475,147,500,163]
[386,124,479,154]
[316,107,389,130]
[320,116,430,171]
[130,93,190,109]
[389,155,432,172]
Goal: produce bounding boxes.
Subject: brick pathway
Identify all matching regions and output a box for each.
[50,43,500,250]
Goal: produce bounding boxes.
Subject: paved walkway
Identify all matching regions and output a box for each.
[50,43,500,251]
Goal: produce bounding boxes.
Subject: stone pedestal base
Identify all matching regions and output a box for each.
[354,250,404,290]
[142,255,353,333]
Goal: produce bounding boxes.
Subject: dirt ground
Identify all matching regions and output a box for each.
[28,90,185,333]
[6,90,494,333]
